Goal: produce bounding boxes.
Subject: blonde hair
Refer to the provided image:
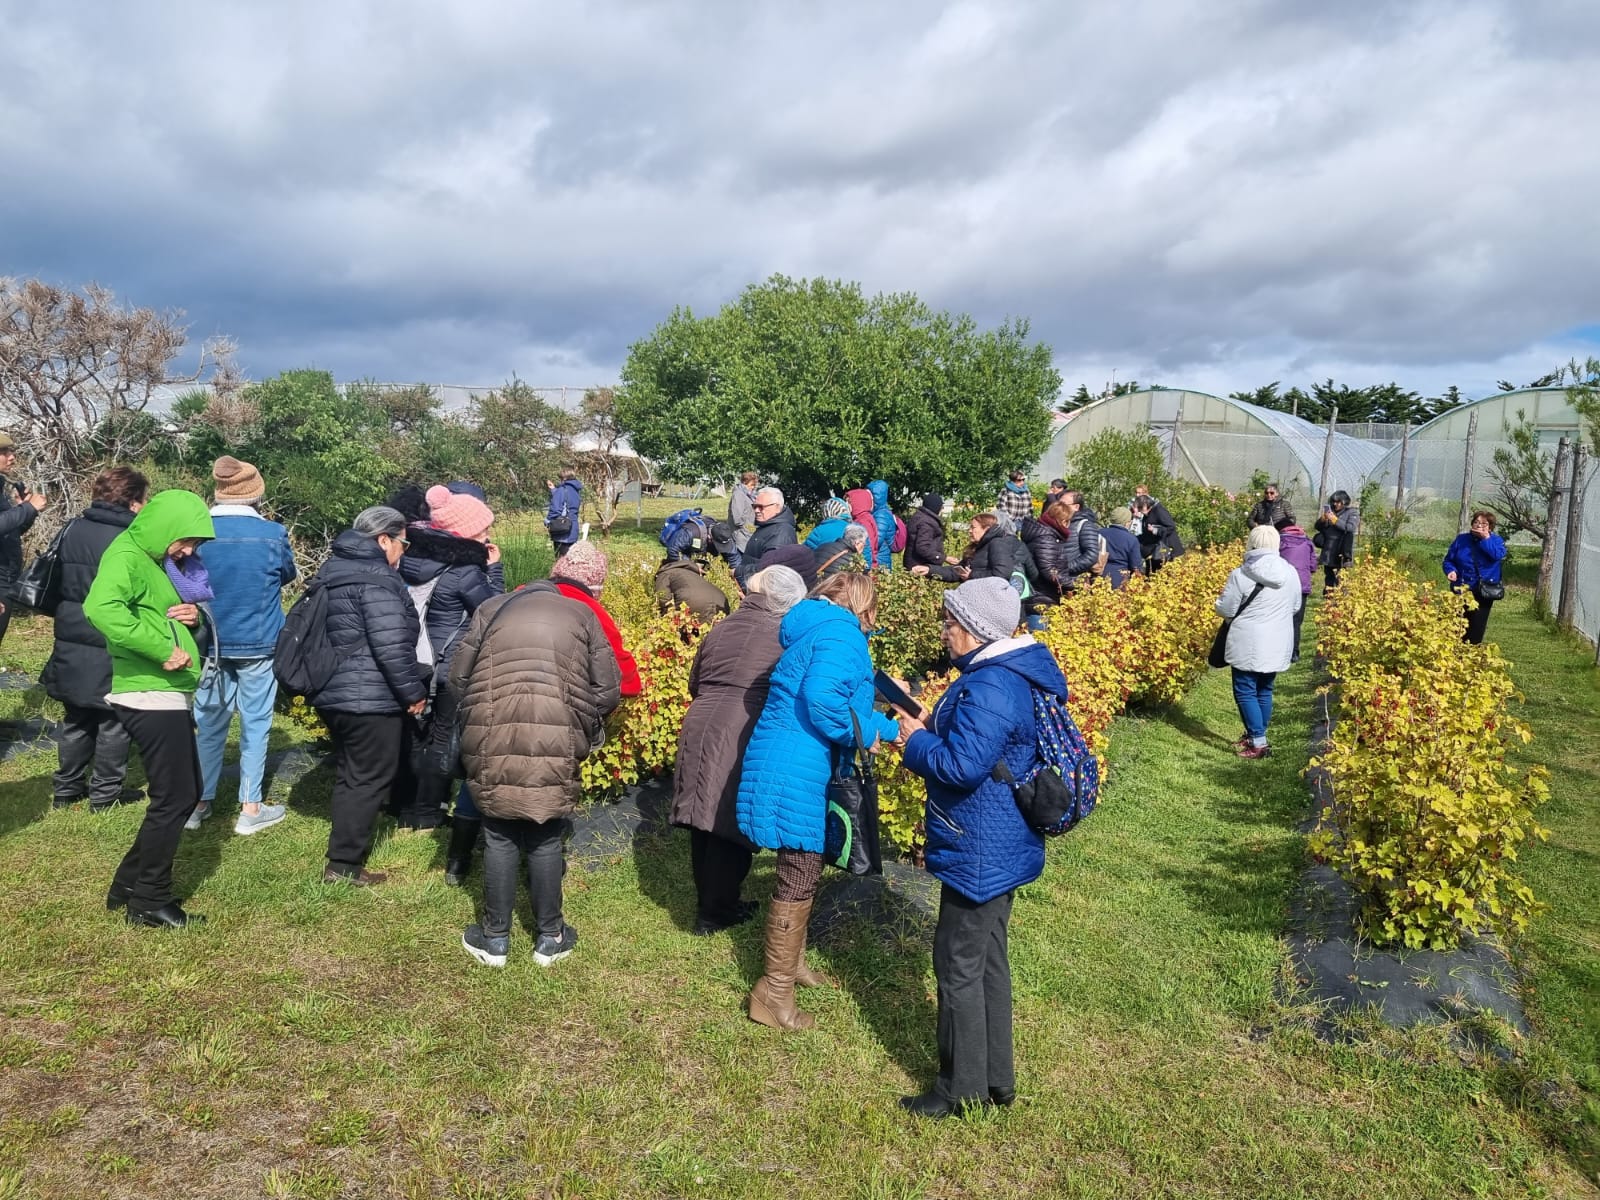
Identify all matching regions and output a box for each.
[810,571,878,629]
[1247,525,1280,552]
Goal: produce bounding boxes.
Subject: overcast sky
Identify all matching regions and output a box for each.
[3,0,1596,404]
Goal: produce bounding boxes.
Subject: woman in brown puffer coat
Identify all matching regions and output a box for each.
[450,581,622,968]
[671,565,809,936]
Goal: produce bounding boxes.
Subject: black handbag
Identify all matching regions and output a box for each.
[1208,582,1266,669]
[1476,580,1505,602]
[824,712,882,876]
[12,520,71,615]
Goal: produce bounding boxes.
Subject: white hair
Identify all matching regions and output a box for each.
[747,565,807,612]
[843,523,868,550]
[1247,525,1280,552]
[352,506,406,538]
[756,486,784,509]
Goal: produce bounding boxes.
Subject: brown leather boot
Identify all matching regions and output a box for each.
[747,899,816,1030]
[794,924,828,989]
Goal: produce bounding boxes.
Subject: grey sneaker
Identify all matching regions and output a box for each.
[533,924,578,967]
[183,800,213,832]
[234,804,287,836]
[462,924,508,968]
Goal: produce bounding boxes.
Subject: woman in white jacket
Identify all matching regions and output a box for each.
[1215,525,1301,760]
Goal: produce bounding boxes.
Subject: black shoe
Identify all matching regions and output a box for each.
[53,796,82,810]
[899,1091,956,1120]
[989,1087,1016,1107]
[90,789,144,813]
[105,887,130,911]
[126,903,205,928]
[691,900,760,937]
[444,817,481,887]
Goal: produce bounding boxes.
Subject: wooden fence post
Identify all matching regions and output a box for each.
[1393,423,1410,510]
[1457,411,1479,534]
[1317,406,1338,504]
[1558,445,1587,632]
[1535,437,1570,615]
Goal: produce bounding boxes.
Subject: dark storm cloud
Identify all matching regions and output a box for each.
[1,0,1596,397]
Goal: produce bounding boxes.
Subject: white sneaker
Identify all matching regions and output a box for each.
[184,801,213,832]
[234,804,287,835]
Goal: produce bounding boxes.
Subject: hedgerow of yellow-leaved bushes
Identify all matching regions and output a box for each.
[873,546,1239,855]
[1310,555,1548,951]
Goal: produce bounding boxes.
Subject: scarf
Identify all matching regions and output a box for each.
[164,554,215,603]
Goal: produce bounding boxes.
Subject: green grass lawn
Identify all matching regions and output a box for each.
[0,570,1597,1197]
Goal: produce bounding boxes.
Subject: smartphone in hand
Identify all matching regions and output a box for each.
[873,669,925,719]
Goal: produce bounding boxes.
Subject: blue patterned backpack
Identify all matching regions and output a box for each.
[991,689,1099,836]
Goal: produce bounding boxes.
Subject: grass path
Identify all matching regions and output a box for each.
[0,610,1596,1196]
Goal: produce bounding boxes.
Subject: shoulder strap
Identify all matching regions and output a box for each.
[1233,581,1267,620]
[817,548,852,575]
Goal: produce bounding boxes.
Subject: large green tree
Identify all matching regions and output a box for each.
[616,276,1060,514]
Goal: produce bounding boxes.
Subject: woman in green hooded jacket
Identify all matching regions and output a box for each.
[84,490,215,928]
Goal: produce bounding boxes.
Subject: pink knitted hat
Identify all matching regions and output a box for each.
[426,484,494,540]
[553,540,608,593]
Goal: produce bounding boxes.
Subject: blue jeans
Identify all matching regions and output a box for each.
[195,657,278,806]
[454,780,479,819]
[1230,669,1277,747]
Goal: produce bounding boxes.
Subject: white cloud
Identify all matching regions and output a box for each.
[1,0,1595,396]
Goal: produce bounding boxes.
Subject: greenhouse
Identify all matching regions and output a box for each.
[1035,388,1390,506]
[1362,386,1581,536]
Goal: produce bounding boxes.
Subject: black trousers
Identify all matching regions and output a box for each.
[932,885,1015,1104]
[110,707,201,913]
[688,829,753,924]
[1323,562,1345,592]
[320,710,403,874]
[54,703,133,804]
[1464,590,1496,645]
[481,815,569,940]
[1290,598,1308,660]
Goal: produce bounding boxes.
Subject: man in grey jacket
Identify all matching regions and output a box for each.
[1059,490,1104,593]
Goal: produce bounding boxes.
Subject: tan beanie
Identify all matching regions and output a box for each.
[213,455,265,504]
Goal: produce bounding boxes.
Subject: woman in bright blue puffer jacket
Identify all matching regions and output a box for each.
[895,576,1064,1119]
[1443,509,1508,646]
[868,480,897,570]
[737,573,898,1031]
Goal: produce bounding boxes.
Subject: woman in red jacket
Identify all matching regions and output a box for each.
[550,541,642,697]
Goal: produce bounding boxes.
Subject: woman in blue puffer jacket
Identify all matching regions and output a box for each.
[894,577,1064,1119]
[868,480,897,570]
[1443,510,1508,646]
[737,572,898,1031]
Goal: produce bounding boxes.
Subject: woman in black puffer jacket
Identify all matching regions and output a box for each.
[395,485,504,841]
[41,467,148,811]
[306,506,427,885]
[1016,512,1066,629]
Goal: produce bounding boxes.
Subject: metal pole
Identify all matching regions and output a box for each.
[1393,422,1410,510]
[1317,405,1338,505]
[1558,445,1586,633]
[1535,437,1570,616]
[1457,411,1479,535]
[1168,400,1183,477]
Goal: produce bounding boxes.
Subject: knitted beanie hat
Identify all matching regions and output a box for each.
[425,484,493,540]
[554,540,608,593]
[757,544,819,589]
[943,577,1021,643]
[213,455,264,504]
[822,496,850,521]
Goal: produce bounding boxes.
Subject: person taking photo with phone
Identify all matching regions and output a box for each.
[0,431,49,647]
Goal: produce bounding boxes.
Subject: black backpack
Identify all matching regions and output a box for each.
[273,580,344,697]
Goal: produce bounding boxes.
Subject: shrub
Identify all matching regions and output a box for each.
[1161,478,1255,549]
[1064,424,1169,517]
[1309,556,1549,950]
[871,570,953,679]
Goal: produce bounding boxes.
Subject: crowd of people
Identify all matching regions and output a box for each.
[12,437,1506,1121]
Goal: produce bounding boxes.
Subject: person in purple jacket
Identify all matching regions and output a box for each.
[1274,518,1317,662]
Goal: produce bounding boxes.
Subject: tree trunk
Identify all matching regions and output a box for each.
[1535,437,1570,616]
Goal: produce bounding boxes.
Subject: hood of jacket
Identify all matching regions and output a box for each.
[405,524,489,568]
[1241,548,1292,587]
[920,493,944,518]
[330,528,392,565]
[656,557,709,581]
[867,480,890,510]
[962,635,1068,697]
[82,500,137,530]
[1068,505,1100,531]
[845,488,874,520]
[126,490,214,561]
[778,596,862,650]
